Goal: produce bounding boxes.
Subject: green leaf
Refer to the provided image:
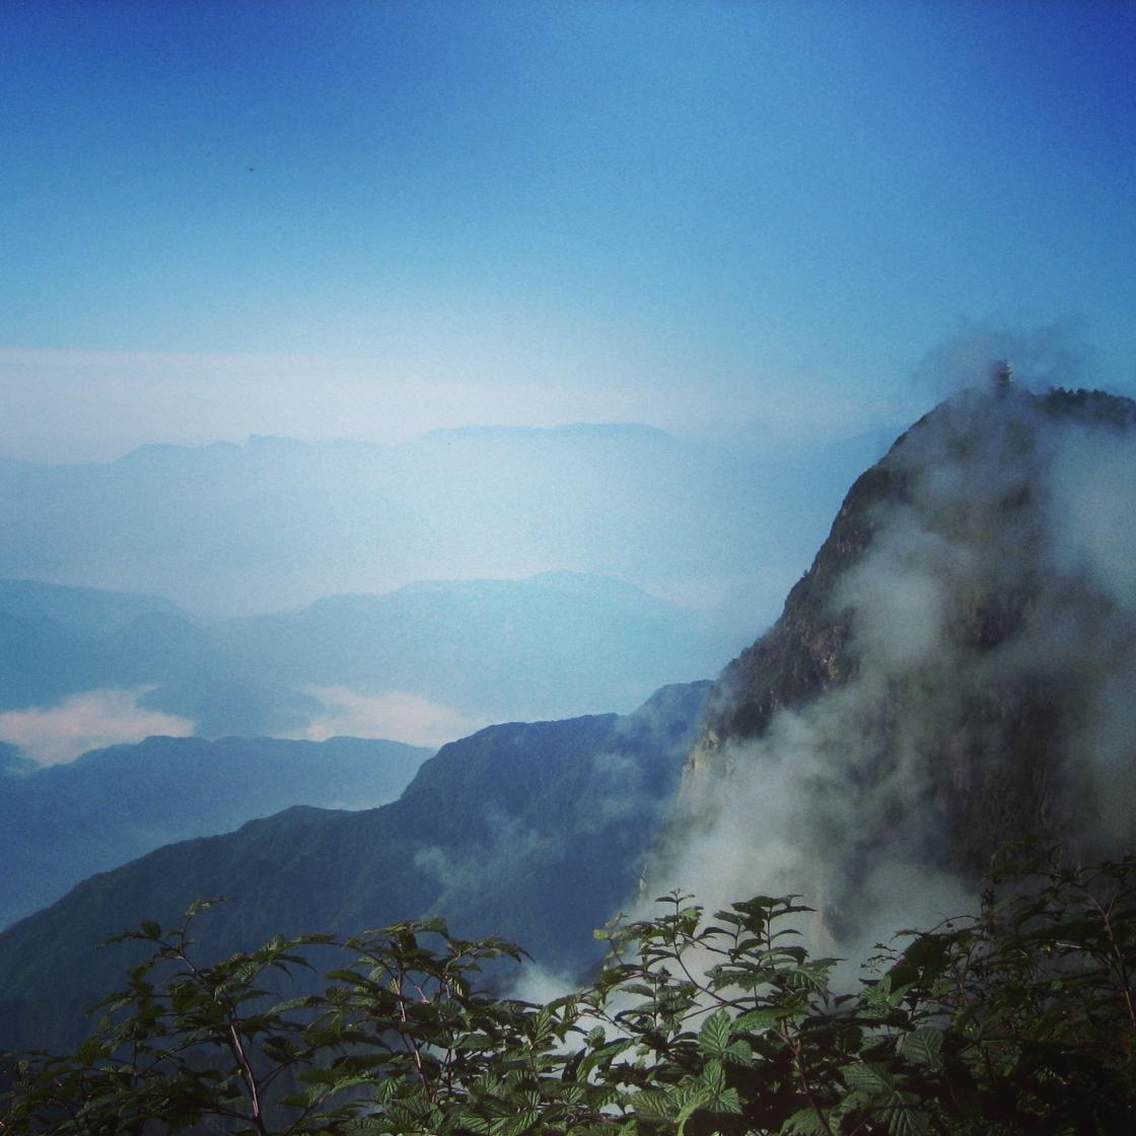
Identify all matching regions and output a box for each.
[842,1062,894,1095]
[781,1107,828,1134]
[460,1112,495,1134]
[711,1086,742,1115]
[630,1089,673,1119]
[879,1096,931,1136]
[699,1059,727,1096]
[735,1006,794,1031]
[373,1076,401,1103]
[698,1009,732,1057]
[899,1027,943,1069]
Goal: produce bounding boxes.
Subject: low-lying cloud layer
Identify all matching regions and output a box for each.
[298,686,492,750]
[0,688,195,766]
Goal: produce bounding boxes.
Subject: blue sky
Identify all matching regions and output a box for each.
[2,1,1134,460]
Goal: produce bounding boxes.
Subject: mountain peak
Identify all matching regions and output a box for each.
[649,385,1136,943]
[699,384,1136,748]
[419,422,674,444]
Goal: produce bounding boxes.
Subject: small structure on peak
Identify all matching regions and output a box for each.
[992,359,1014,392]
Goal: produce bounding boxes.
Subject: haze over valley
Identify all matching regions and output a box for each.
[2,4,1135,1124]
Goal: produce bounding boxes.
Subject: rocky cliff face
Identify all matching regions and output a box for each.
[653,386,1136,943]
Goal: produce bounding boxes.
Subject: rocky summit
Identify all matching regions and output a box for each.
[651,385,1136,942]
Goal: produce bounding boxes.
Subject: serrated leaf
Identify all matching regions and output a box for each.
[264,995,313,1017]
[781,1106,828,1134]
[342,1120,394,1134]
[736,1007,792,1031]
[374,1076,401,1103]
[699,1059,726,1096]
[899,1027,943,1069]
[496,1111,539,1136]
[461,1112,494,1135]
[710,1086,742,1115]
[698,1009,732,1057]
[630,1089,673,1119]
[879,1096,931,1136]
[843,1062,894,1096]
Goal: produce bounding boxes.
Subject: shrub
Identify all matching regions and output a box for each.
[2,849,1133,1134]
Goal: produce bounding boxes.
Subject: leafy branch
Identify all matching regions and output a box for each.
[2,849,1133,1134]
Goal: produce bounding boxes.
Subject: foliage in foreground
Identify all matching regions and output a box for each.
[1,848,1133,1135]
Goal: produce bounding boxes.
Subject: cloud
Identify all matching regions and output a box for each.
[910,319,1089,399]
[0,688,194,766]
[1048,427,1136,611]
[643,388,1136,964]
[413,817,567,901]
[299,687,492,749]
[509,961,580,1007]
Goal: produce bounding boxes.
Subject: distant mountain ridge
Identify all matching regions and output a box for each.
[0,422,887,616]
[0,584,304,738]
[218,571,729,722]
[0,578,182,635]
[0,682,710,1053]
[0,734,430,930]
[9,388,1131,1058]
[0,571,732,745]
[419,422,675,442]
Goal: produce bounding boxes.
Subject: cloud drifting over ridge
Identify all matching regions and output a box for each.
[0,688,195,766]
[909,320,1090,401]
[298,687,492,750]
[643,386,1136,959]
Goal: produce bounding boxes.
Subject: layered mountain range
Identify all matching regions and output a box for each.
[0,423,887,616]
[2,385,1134,1055]
[0,682,708,1052]
[0,572,734,748]
[0,735,430,930]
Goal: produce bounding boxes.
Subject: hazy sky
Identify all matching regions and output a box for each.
[3,1,1134,462]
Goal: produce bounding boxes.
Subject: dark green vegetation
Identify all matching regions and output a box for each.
[3,848,1133,1134]
[0,683,709,1054]
[0,735,431,930]
[0,572,729,737]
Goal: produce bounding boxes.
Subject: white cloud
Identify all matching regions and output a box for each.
[0,688,195,766]
[644,389,1136,964]
[300,687,492,749]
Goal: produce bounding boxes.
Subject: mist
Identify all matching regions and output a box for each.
[643,381,1136,960]
[0,423,888,620]
[0,688,194,766]
[296,687,492,751]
